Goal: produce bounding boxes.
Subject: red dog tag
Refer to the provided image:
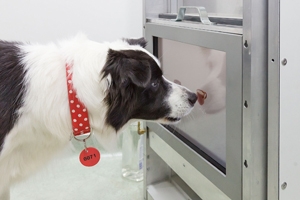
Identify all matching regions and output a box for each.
[79,147,100,167]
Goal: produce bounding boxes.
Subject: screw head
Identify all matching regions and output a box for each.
[281,58,287,66]
[281,182,287,190]
[244,101,248,108]
[244,40,248,48]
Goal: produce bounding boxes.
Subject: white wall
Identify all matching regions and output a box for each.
[0,0,143,43]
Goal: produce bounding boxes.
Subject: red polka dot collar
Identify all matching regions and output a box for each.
[66,64,91,136]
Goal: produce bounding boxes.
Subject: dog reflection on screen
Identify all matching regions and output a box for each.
[197,50,226,114]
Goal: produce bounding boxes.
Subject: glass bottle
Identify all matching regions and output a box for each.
[121,121,145,182]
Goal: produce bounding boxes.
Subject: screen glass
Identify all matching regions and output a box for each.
[158,38,227,171]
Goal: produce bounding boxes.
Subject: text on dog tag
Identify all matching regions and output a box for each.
[79,147,100,167]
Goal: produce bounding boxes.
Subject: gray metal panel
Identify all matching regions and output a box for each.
[143,130,172,200]
[183,0,242,18]
[268,0,280,199]
[171,175,202,200]
[149,130,230,199]
[147,123,233,199]
[146,19,243,35]
[147,192,155,200]
[145,0,169,18]
[242,0,268,199]
[147,179,194,200]
[145,0,243,19]
[145,23,243,200]
[145,22,242,50]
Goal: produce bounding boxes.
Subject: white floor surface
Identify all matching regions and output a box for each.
[10,139,143,200]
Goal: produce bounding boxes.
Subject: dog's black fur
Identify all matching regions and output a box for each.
[123,38,147,48]
[0,41,26,150]
[102,48,171,131]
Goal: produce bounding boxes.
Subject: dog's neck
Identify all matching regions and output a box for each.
[64,59,119,149]
[66,63,91,137]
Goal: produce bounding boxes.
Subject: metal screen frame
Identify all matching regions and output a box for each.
[145,22,243,200]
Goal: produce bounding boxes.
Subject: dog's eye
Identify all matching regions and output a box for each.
[151,81,159,88]
[122,79,130,87]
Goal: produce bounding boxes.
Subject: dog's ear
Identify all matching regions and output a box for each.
[123,38,147,48]
[102,49,152,88]
[120,58,151,87]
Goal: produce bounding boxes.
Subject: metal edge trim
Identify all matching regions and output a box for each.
[268,0,280,199]
[147,19,243,35]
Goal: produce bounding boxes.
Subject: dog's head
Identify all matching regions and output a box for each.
[101,38,197,131]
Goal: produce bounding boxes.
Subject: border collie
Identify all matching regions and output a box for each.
[0,34,197,199]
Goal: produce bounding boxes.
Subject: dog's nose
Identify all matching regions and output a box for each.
[188,92,197,106]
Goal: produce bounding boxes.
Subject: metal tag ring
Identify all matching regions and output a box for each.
[73,130,93,142]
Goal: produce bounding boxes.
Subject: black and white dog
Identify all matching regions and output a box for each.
[0,34,197,199]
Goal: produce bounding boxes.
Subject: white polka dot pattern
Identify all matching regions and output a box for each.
[66,64,91,136]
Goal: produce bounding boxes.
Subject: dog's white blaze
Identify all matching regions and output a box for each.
[163,76,194,119]
[108,39,161,67]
